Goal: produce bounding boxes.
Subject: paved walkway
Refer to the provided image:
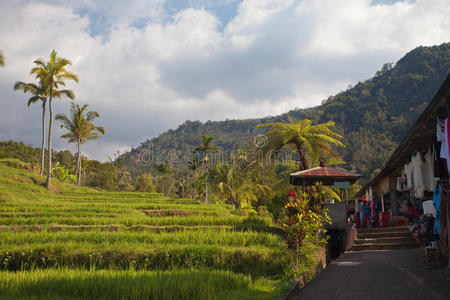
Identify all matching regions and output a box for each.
[294,248,449,300]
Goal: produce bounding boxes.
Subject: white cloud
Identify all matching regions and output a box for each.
[0,0,449,161]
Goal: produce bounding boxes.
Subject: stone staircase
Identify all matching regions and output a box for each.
[350,226,419,251]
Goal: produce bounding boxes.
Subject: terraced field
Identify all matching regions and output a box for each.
[0,159,298,299]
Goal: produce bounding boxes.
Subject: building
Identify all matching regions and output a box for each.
[356,74,449,257]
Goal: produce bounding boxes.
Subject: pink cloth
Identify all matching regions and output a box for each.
[447,118,450,172]
[408,206,420,218]
[370,200,375,217]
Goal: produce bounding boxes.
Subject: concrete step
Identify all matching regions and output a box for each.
[357,226,409,234]
[357,231,412,239]
[354,236,415,245]
[350,242,419,251]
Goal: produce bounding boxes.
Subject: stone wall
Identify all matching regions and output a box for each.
[325,203,347,229]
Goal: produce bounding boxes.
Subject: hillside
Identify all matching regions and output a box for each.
[0,158,301,299]
[121,43,450,182]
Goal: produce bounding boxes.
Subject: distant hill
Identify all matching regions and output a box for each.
[121,43,450,182]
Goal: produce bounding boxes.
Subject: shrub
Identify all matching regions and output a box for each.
[281,190,331,273]
[51,162,76,184]
[133,174,156,192]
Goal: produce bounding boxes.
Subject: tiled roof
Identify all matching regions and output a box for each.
[290,167,360,178]
[290,167,361,186]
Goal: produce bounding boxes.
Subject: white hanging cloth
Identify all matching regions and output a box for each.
[411,152,425,198]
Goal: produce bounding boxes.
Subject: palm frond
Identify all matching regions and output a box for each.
[27,95,45,106]
[53,89,75,100]
[255,118,345,169]
[0,51,5,67]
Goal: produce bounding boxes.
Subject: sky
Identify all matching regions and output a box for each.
[0,0,449,161]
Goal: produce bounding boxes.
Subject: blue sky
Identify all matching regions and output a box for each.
[0,0,448,160]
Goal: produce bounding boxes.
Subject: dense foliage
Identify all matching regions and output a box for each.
[121,43,450,182]
[0,141,134,191]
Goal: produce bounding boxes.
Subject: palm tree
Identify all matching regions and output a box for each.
[215,161,270,209]
[13,82,48,175]
[30,50,78,189]
[194,135,218,202]
[56,103,105,187]
[14,81,76,176]
[0,51,5,67]
[257,120,344,170]
[187,154,201,200]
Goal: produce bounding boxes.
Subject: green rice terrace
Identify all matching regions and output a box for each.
[0,158,319,299]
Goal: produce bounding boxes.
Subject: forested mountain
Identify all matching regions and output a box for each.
[121,43,450,183]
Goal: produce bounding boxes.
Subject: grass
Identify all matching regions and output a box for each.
[0,230,285,248]
[0,268,283,300]
[0,158,296,299]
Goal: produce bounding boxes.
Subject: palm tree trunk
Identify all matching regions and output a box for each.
[40,104,46,176]
[205,174,208,203]
[77,140,82,187]
[46,90,53,190]
[192,172,196,200]
[297,145,309,170]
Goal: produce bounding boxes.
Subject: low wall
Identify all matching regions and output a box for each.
[282,247,327,300]
[345,227,357,251]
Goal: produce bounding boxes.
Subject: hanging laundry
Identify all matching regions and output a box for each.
[447,118,450,172]
[434,136,446,178]
[433,184,442,235]
[437,118,450,172]
[423,149,435,192]
[411,152,425,198]
[404,162,413,190]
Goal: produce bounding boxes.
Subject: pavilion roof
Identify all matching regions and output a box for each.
[290,166,361,186]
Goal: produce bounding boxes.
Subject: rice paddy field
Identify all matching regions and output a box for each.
[0,158,315,299]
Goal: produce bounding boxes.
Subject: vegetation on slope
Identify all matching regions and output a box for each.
[121,43,450,182]
[0,158,323,299]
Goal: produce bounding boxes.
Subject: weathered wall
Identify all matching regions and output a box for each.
[325,203,347,229]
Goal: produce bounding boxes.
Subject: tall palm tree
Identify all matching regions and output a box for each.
[14,81,76,175]
[30,50,78,189]
[56,103,105,187]
[0,51,5,67]
[13,82,48,175]
[257,120,344,170]
[187,154,201,200]
[194,135,218,202]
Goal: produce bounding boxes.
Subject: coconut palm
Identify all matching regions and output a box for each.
[0,51,5,67]
[13,82,48,175]
[14,81,76,175]
[30,50,78,189]
[194,135,218,202]
[257,120,345,170]
[56,103,105,187]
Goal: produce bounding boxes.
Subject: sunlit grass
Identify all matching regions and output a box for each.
[0,268,282,300]
[0,158,293,299]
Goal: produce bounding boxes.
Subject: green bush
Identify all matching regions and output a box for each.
[133,174,156,192]
[51,162,76,184]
